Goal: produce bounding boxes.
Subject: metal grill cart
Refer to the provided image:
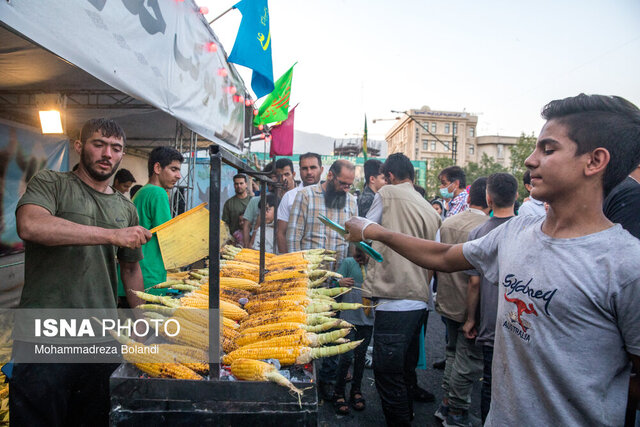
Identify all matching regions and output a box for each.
[110,146,318,425]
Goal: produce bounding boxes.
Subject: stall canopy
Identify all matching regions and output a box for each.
[0,0,247,152]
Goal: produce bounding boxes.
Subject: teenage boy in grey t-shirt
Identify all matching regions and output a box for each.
[343,94,640,426]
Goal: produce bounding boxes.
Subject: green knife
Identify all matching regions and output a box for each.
[318,215,383,262]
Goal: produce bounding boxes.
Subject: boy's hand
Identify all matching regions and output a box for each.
[462,319,477,339]
[344,216,375,242]
[339,277,355,287]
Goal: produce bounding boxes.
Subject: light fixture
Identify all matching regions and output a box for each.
[39,110,63,134]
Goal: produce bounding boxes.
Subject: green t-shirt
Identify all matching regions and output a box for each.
[222,195,251,233]
[131,183,172,294]
[16,170,142,309]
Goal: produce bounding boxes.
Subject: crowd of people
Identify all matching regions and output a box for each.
[9,93,640,426]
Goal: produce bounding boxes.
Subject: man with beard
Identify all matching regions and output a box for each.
[132,146,183,294]
[287,159,357,398]
[287,159,357,266]
[13,118,150,426]
[277,153,323,253]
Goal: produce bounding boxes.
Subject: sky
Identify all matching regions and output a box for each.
[199,0,640,141]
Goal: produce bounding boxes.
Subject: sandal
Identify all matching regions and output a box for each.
[332,395,350,415]
[350,391,366,411]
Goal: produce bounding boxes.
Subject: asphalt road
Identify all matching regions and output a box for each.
[317,311,482,427]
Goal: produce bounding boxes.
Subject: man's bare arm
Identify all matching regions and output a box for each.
[17,204,151,248]
[120,261,144,308]
[277,220,288,253]
[344,217,471,272]
[242,215,251,248]
[463,275,481,339]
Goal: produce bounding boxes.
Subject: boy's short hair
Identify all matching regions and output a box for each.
[381,153,414,181]
[468,177,489,209]
[364,159,383,183]
[81,118,126,145]
[541,94,640,195]
[148,147,184,177]
[438,166,466,188]
[487,173,518,208]
[523,170,531,186]
[114,168,135,184]
[275,157,294,172]
[233,173,248,183]
[258,193,278,209]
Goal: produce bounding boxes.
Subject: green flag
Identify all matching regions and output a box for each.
[253,64,295,126]
[362,115,368,161]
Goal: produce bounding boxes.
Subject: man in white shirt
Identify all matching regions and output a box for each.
[276,152,323,253]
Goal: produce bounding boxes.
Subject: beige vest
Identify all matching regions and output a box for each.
[435,209,488,322]
[363,182,441,302]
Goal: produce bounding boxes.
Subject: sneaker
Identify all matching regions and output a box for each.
[443,411,472,427]
[434,404,449,422]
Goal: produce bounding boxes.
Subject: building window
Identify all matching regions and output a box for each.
[430,141,436,151]
[444,123,450,134]
[431,123,437,133]
[423,140,428,150]
[469,145,475,155]
[452,123,457,135]
[423,122,429,131]
[497,144,504,158]
[469,127,475,137]
[444,143,449,152]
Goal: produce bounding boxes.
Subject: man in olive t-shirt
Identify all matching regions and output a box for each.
[132,147,183,294]
[13,118,151,426]
[222,174,251,239]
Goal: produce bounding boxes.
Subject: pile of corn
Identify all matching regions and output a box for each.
[127,247,370,394]
[0,371,7,424]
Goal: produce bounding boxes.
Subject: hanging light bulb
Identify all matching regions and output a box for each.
[199,6,209,14]
[205,42,217,52]
[217,68,228,77]
[258,125,264,131]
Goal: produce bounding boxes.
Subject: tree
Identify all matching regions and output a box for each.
[464,153,509,187]
[425,157,454,199]
[509,133,537,202]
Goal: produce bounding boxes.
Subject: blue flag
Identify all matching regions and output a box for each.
[228,0,274,98]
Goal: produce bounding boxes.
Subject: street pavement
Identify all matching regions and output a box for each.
[318,311,482,426]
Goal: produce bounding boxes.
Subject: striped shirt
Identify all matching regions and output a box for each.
[446,190,469,217]
[286,183,357,267]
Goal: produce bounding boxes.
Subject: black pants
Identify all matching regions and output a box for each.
[9,347,118,427]
[373,309,427,427]
[334,325,374,397]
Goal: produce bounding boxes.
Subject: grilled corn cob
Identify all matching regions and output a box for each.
[223,339,364,365]
[230,359,303,396]
[239,328,351,349]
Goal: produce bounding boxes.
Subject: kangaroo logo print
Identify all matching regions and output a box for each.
[504,293,538,332]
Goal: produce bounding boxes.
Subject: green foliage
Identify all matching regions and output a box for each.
[509,133,537,202]
[425,157,454,199]
[464,153,509,187]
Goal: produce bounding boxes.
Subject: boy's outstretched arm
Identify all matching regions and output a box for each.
[344,216,471,272]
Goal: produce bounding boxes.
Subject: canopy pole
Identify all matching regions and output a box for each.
[208,6,234,25]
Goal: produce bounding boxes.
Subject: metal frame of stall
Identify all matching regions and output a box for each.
[110,145,318,425]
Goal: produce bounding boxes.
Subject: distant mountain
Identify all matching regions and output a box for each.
[249,130,388,157]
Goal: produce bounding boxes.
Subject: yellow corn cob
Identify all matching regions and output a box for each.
[156,345,209,374]
[223,340,364,366]
[240,328,351,350]
[220,269,259,282]
[132,291,180,308]
[219,286,252,302]
[152,317,209,350]
[220,277,261,291]
[223,337,237,353]
[157,344,208,362]
[244,296,313,314]
[256,279,310,294]
[230,359,303,397]
[220,297,241,308]
[263,270,308,282]
[220,300,249,321]
[223,325,241,341]
[238,320,347,337]
[235,327,304,348]
[238,311,308,330]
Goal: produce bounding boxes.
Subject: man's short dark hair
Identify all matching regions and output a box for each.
[468,177,488,208]
[233,174,248,183]
[258,193,278,209]
[262,161,274,173]
[364,159,383,183]
[413,184,426,197]
[328,159,355,177]
[148,147,184,177]
[275,157,294,172]
[541,94,640,195]
[487,173,518,208]
[130,184,142,198]
[299,152,322,167]
[381,153,414,181]
[114,168,135,184]
[438,166,466,188]
[80,118,126,145]
[523,169,531,186]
